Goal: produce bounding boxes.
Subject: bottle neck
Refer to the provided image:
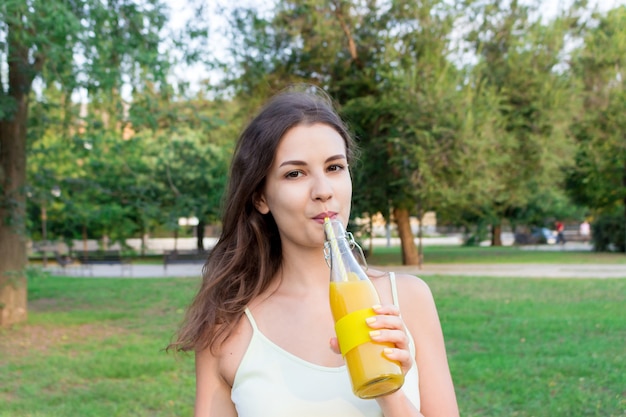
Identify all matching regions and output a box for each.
[324,219,368,282]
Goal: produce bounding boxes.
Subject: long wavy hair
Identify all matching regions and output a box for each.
[169,86,357,353]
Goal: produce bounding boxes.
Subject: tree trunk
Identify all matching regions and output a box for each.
[368,215,374,256]
[491,222,502,246]
[82,223,88,254]
[0,81,29,328]
[623,160,626,253]
[416,204,424,269]
[394,207,419,265]
[197,219,205,251]
[141,232,148,257]
[0,19,42,327]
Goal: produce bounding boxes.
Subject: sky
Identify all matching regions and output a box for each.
[166,0,626,31]
[163,0,625,91]
[539,0,624,18]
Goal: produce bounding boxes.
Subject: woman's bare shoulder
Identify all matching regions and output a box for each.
[199,312,253,388]
[368,268,432,295]
[366,268,433,309]
[394,271,432,295]
[392,273,441,337]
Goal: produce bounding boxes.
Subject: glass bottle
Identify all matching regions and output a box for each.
[324,218,404,399]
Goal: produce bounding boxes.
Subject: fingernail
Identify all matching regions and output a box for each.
[372,304,381,310]
[384,348,394,355]
[365,317,376,324]
[369,330,381,338]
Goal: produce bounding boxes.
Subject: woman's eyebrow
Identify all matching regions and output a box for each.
[279,160,306,168]
[326,154,346,163]
[279,154,346,168]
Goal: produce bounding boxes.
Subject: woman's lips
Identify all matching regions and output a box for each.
[313,212,337,223]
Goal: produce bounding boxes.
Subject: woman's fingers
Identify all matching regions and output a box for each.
[372,303,400,317]
[331,304,414,374]
[367,304,413,374]
[368,327,408,348]
[329,336,341,355]
[382,345,413,373]
[367,305,405,337]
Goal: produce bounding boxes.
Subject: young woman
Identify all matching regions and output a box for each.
[170,87,459,417]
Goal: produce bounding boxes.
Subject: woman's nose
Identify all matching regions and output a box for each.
[312,175,333,201]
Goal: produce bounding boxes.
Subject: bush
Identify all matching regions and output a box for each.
[463,222,489,247]
[592,211,626,252]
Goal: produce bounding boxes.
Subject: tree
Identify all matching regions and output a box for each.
[217,0,468,265]
[211,0,591,260]
[150,129,230,250]
[466,0,581,244]
[568,6,626,250]
[128,82,235,251]
[370,0,466,265]
[0,0,171,327]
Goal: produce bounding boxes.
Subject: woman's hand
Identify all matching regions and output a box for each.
[367,304,413,375]
[329,304,413,376]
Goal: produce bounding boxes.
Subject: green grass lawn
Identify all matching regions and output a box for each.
[1,273,624,416]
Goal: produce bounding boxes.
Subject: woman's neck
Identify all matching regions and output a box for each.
[276,245,330,293]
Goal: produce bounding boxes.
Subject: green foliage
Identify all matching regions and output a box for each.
[591,210,626,252]
[11,0,626,258]
[465,0,582,236]
[149,128,231,227]
[506,187,587,229]
[27,112,233,246]
[215,0,596,254]
[1,0,194,319]
[568,6,626,215]
[21,10,234,247]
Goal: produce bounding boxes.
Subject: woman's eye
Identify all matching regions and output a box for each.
[285,170,303,179]
[328,164,346,172]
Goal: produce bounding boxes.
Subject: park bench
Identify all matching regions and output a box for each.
[163,249,210,272]
[76,250,133,276]
[562,230,591,243]
[54,251,74,269]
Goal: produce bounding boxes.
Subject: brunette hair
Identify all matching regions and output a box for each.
[169,86,357,353]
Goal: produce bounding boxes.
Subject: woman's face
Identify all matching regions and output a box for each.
[256,123,352,249]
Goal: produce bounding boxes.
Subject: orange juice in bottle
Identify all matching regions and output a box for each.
[324,218,404,399]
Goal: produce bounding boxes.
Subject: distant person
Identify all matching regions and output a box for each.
[579,220,590,243]
[168,86,459,416]
[556,221,566,245]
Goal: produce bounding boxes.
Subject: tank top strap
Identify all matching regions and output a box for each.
[243,307,260,332]
[389,271,399,308]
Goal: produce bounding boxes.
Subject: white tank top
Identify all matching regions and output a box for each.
[231,273,421,416]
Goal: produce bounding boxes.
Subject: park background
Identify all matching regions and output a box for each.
[1,0,626,416]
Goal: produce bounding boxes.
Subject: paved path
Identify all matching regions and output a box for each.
[375,263,626,279]
[47,263,206,279]
[46,261,626,279]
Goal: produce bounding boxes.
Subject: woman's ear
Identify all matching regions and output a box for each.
[254,193,270,214]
